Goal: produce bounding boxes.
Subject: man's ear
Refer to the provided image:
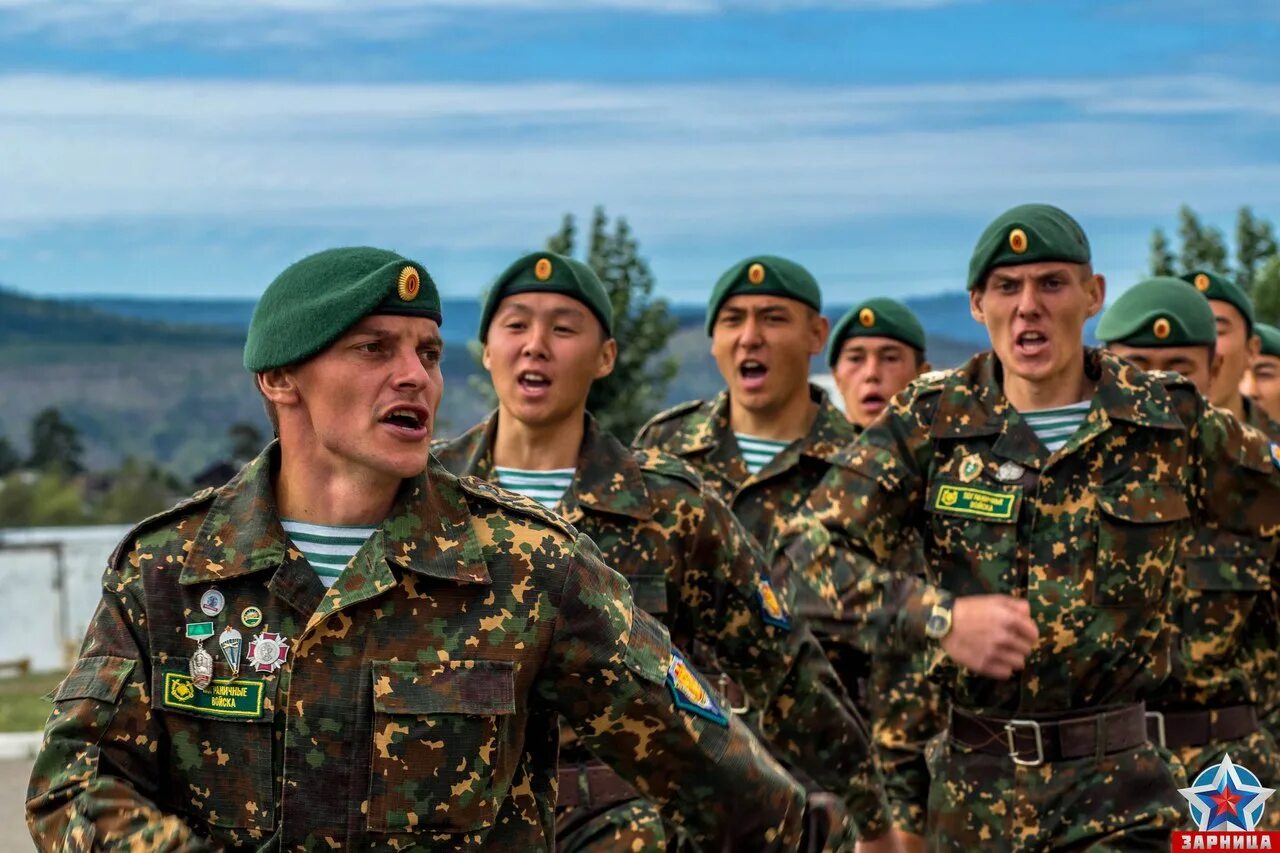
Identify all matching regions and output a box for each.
[1084,273,1107,319]
[969,288,986,325]
[481,342,493,373]
[595,338,619,381]
[1248,333,1263,359]
[257,368,300,407]
[1209,349,1225,389]
[917,360,933,377]
[809,312,831,356]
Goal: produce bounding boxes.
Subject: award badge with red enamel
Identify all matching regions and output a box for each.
[247,632,289,674]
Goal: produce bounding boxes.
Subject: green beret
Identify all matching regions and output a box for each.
[1257,323,1280,357]
[478,252,613,342]
[244,247,441,372]
[1096,276,1216,348]
[827,297,926,367]
[967,203,1091,290]
[1180,269,1255,334]
[705,255,821,335]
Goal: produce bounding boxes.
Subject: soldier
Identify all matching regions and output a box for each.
[433,250,891,851]
[1097,277,1280,816]
[631,256,874,845]
[26,247,811,851]
[827,298,941,852]
[784,204,1280,849]
[1242,322,1280,424]
[1181,270,1278,438]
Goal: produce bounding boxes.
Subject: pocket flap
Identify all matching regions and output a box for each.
[56,656,136,703]
[371,659,516,715]
[1185,530,1273,592]
[1095,485,1190,524]
[629,574,669,615]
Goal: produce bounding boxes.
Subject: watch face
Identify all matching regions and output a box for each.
[926,613,948,638]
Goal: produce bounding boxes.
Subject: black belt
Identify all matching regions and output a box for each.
[949,703,1148,766]
[1145,704,1258,749]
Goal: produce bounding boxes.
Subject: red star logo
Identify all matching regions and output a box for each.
[1209,786,1242,819]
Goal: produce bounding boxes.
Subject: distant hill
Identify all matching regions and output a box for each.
[1,286,1004,477]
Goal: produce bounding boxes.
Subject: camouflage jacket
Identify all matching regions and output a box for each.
[1243,399,1280,719]
[433,412,889,838]
[634,384,857,615]
[26,445,807,852]
[785,349,1280,716]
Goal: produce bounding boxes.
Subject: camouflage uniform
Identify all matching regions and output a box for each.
[785,349,1280,850]
[434,413,889,848]
[1244,399,1280,769]
[26,445,807,851]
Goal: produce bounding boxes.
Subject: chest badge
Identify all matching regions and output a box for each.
[186,621,216,691]
[248,632,290,674]
[199,587,225,617]
[219,626,243,675]
[959,454,983,483]
[996,461,1026,483]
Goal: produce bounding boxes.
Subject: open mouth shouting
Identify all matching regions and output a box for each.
[738,359,769,392]
[517,370,552,399]
[1014,329,1049,360]
[378,404,430,441]
[858,392,887,416]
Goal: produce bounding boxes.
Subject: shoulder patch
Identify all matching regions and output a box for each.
[667,650,728,727]
[107,487,218,573]
[633,448,704,490]
[457,475,578,539]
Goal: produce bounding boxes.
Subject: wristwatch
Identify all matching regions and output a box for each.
[925,597,955,641]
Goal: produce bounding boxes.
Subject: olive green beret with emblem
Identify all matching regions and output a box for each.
[827,297,927,367]
[1180,269,1255,335]
[479,251,614,342]
[1257,323,1280,357]
[705,255,822,335]
[244,246,441,372]
[967,203,1091,291]
[1096,276,1216,348]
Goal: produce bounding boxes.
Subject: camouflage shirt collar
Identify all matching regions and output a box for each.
[436,411,651,522]
[180,441,490,588]
[1243,397,1280,440]
[931,348,1184,442]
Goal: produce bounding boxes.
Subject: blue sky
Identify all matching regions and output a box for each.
[0,0,1277,305]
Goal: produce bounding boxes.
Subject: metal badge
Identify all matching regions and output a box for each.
[248,632,290,674]
[199,588,226,617]
[996,461,1026,483]
[241,606,263,628]
[190,643,215,692]
[959,454,983,483]
[219,626,243,675]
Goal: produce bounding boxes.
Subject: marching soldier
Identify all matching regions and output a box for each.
[784,205,1280,849]
[1241,322,1280,423]
[827,298,941,852]
[1097,277,1280,820]
[434,251,891,850]
[26,247,811,851]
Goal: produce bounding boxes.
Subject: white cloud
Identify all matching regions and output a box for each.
[0,71,1276,256]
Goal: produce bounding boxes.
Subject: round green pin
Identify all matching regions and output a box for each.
[241,606,263,628]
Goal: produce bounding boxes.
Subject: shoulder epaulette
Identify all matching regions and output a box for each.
[639,399,705,432]
[633,448,704,490]
[106,487,219,572]
[457,475,579,539]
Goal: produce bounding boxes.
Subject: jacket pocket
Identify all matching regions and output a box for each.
[367,658,518,834]
[1093,485,1189,606]
[150,657,276,831]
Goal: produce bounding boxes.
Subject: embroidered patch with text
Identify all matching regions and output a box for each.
[667,651,728,727]
[932,484,1018,521]
[162,671,265,719]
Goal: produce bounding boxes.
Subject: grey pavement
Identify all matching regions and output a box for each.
[1,758,34,851]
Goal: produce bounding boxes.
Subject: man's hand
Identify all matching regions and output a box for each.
[939,595,1038,679]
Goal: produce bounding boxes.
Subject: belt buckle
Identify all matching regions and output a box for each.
[1146,711,1167,748]
[716,673,750,715]
[1004,719,1045,767]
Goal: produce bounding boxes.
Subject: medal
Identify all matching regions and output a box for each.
[190,644,214,691]
[241,606,263,628]
[219,626,243,675]
[996,461,1026,483]
[199,587,225,617]
[248,631,289,674]
[186,622,216,691]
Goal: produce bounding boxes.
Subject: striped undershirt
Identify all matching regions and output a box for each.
[280,519,377,589]
[1019,401,1091,453]
[734,433,791,476]
[494,467,576,509]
